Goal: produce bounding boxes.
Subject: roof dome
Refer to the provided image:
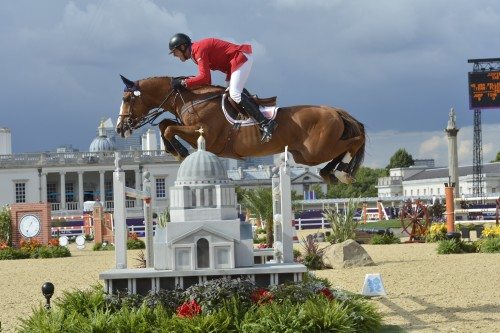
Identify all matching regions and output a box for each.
[89,120,116,152]
[176,131,229,185]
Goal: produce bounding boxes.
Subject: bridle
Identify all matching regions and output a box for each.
[118,77,224,133]
[119,80,181,132]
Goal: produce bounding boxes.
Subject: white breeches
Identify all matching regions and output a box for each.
[228,53,253,103]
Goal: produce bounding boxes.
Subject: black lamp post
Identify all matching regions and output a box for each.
[41,282,54,310]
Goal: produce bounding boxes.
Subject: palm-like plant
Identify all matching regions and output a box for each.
[241,188,274,246]
[323,199,359,244]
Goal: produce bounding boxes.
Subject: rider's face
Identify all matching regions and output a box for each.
[172,46,189,62]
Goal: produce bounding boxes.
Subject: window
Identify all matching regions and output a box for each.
[196,238,210,268]
[47,183,57,203]
[65,182,74,202]
[156,178,166,198]
[15,182,26,203]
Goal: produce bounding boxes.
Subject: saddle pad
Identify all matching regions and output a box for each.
[221,93,278,126]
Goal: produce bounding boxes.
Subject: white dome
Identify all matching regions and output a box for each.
[175,134,229,185]
[89,120,116,152]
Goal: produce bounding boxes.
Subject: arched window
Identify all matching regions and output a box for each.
[196,238,209,268]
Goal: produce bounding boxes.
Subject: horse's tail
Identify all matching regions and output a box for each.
[338,110,366,176]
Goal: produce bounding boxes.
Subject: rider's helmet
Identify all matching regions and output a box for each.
[169,33,191,53]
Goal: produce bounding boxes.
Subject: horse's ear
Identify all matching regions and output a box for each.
[120,74,135,90]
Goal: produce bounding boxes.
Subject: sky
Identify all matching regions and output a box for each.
[1,0,499,168]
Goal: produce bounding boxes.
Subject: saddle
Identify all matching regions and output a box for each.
[225,88,277,121]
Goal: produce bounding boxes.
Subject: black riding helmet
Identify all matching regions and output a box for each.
[169,33,191,53]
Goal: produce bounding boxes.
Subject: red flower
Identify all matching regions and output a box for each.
[48,238,60,247]
[176,300,202,318]
[0,242,9,250]
[257,243,268,249]
[251,288,274,305]
[319,288,334,300]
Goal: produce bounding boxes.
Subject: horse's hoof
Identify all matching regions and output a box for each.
[334,170,355,184]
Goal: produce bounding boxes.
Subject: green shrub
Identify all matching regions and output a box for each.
[299,235,330,270]
[0,245,70,260]
[370,233,401,245]
[437,239,462,254]
[323,200,358,244]
[477,237,500,253]
[0,206,12,246]
[437,239,482,254]
[127,239,145,250]
[0,247,30,260]
[93,242,115,251]
[18,278,382,333]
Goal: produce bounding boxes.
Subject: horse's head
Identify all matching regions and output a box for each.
[116,75,149,138]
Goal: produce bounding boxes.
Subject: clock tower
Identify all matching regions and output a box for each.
[10,203,51,248]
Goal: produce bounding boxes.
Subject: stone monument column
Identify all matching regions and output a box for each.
[445,108,460,198]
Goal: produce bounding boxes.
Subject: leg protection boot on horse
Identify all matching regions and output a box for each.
[334,152,356,184]
[238,95,277,142]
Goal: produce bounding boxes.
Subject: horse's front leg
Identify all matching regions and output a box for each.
[163,125,201,159]
[158,120,184,159]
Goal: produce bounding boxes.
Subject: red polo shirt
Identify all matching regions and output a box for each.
[184,38,252,88]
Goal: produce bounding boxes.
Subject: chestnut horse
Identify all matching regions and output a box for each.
[116,75,365,184]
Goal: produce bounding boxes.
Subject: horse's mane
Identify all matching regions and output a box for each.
[139,76,225,96]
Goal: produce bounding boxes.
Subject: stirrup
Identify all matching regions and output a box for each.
[260,121,277,143]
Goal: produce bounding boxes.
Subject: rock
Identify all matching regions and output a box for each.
[325,239,375,268]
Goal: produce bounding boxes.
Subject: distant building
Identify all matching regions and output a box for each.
[0,127,12,155]
[377,163,500,198]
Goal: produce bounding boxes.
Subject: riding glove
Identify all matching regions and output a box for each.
[172,78,184,90]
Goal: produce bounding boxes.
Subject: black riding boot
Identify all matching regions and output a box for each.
[238,96,277,142]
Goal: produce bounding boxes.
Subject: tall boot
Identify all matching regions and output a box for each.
[238,96,277,142]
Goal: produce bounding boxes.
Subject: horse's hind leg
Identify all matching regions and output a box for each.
[319,156,342,184]
[333,135,365,184]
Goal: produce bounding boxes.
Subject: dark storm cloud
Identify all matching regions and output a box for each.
[0,0,499,166]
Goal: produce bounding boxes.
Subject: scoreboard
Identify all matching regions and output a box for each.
[468,70,500,109]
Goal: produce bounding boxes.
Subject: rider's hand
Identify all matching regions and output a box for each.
[172,77,185,90]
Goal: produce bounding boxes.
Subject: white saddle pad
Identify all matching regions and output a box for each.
[221,93,278,126]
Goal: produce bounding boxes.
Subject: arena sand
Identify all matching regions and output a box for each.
[0,242,499,332]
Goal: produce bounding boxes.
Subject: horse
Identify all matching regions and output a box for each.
[116,75,365,184]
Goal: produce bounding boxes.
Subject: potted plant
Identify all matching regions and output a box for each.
[458,224,470,239]
[474,224,484,238]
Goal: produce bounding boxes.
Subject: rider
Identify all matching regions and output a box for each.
[168,33,277,142]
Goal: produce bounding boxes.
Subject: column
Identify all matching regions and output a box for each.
[113,153,127,269]
[135,169,142,208]
[99,170,105,204]
[78,171,84,210]
[280,161,293,263]
[41,172,47,203]
[60,172,66,210]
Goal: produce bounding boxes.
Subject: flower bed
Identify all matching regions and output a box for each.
[18,276,382,332]
[0,239,71,260]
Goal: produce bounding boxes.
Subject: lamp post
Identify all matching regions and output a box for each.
[41,282,54,310]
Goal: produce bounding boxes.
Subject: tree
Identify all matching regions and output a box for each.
[241,188,274,246]
[492,151,500,163]
[386,148,414,172]
[327,167,386,198]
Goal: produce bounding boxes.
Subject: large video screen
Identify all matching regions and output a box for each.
[468,71,500,109]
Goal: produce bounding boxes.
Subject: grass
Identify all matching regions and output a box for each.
[357,219,402,229]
